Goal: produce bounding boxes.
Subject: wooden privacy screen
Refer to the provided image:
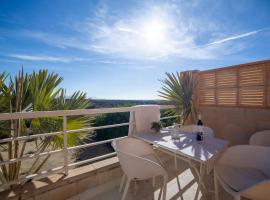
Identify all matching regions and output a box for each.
[198,60,270,108]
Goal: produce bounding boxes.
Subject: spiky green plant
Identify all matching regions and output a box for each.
[0,68,91,185]
[159,71,197,125]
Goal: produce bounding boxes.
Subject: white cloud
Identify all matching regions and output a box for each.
[8,54,90,62]
[22,3,269,61]
[200,28,269,47]
[25,31,92,51]
[81,4,269,60]
[85,5,218,60]
[95,59,134,65]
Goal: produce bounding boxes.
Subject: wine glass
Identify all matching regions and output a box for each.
[171,123,180,140]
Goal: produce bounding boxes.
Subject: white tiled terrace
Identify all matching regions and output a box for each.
[67,153,221,200]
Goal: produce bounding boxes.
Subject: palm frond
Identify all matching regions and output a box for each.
[158,71,198,124]
[0,68,92,184]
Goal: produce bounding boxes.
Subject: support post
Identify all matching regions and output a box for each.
[63,116,68,175]
[128,110,135,136]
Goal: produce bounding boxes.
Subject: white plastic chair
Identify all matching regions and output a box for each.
[179,124,214,138]
[249,130,270,147]
[112,137,168,200]
[214,145,270,200]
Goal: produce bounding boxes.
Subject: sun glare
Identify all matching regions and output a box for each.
[141,19,167,48]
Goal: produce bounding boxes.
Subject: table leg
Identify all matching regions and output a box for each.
[189,160,206,190]
[174,154,178,169]
[194,162,206,200]
[119,174,126,192]
[173,155,207,192]
[214,168,219,200]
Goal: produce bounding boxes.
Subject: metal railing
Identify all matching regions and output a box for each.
[0,105,177,189]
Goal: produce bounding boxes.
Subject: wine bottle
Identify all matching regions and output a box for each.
[196,114,203,141]
[197,114,203,126]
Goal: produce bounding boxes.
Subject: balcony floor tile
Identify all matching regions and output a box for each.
[67,154,240,200]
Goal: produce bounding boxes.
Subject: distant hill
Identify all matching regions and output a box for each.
[90,99,169,108]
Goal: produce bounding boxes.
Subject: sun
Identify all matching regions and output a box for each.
[141,19,167,48]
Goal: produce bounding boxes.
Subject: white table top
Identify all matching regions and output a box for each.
[134,130,229,163]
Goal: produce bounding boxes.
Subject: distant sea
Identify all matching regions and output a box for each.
[90,99,169,108]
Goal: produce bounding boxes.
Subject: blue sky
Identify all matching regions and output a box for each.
[0,0,269,99]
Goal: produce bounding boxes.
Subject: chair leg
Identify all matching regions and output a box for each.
[162,175,168,200]
[152,176,156,188]
[121,178,131,200]
[214,169,219,200]
[158,186,163,200]
[134,180,137,194]
[174,155,178,169]
[119,174,126,192]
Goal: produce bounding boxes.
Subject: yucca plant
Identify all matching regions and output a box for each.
[0,68,91,186]
[158,71,198,125]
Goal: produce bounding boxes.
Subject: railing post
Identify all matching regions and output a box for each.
[63,116,68,175]
[128,110,135,136]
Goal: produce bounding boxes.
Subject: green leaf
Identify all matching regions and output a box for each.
[158,71,198,124]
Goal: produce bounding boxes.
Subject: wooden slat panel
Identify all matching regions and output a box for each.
[266,63,270,85]
[199,89,215,105]
[239,87,264,106]
[239,65,264,86]
[216,70,237,88]
[198,60,270,108]
[265,63,270,107]
[266,63,270,106]
[217,88,237,105]
[267,86,270,106]
[199,72,215,88]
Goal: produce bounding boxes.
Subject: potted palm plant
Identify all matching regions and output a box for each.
[158,71,198,125]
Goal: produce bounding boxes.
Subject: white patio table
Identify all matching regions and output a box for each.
[134,129,229,199]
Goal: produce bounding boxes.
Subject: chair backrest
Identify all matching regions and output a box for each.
[112,137,154,156]
[129,105,160,136]
[218,145,270,177]
[112,137,166,180]
[179,125,214,137]
[249,130,270,147]
[117,150,165,180]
